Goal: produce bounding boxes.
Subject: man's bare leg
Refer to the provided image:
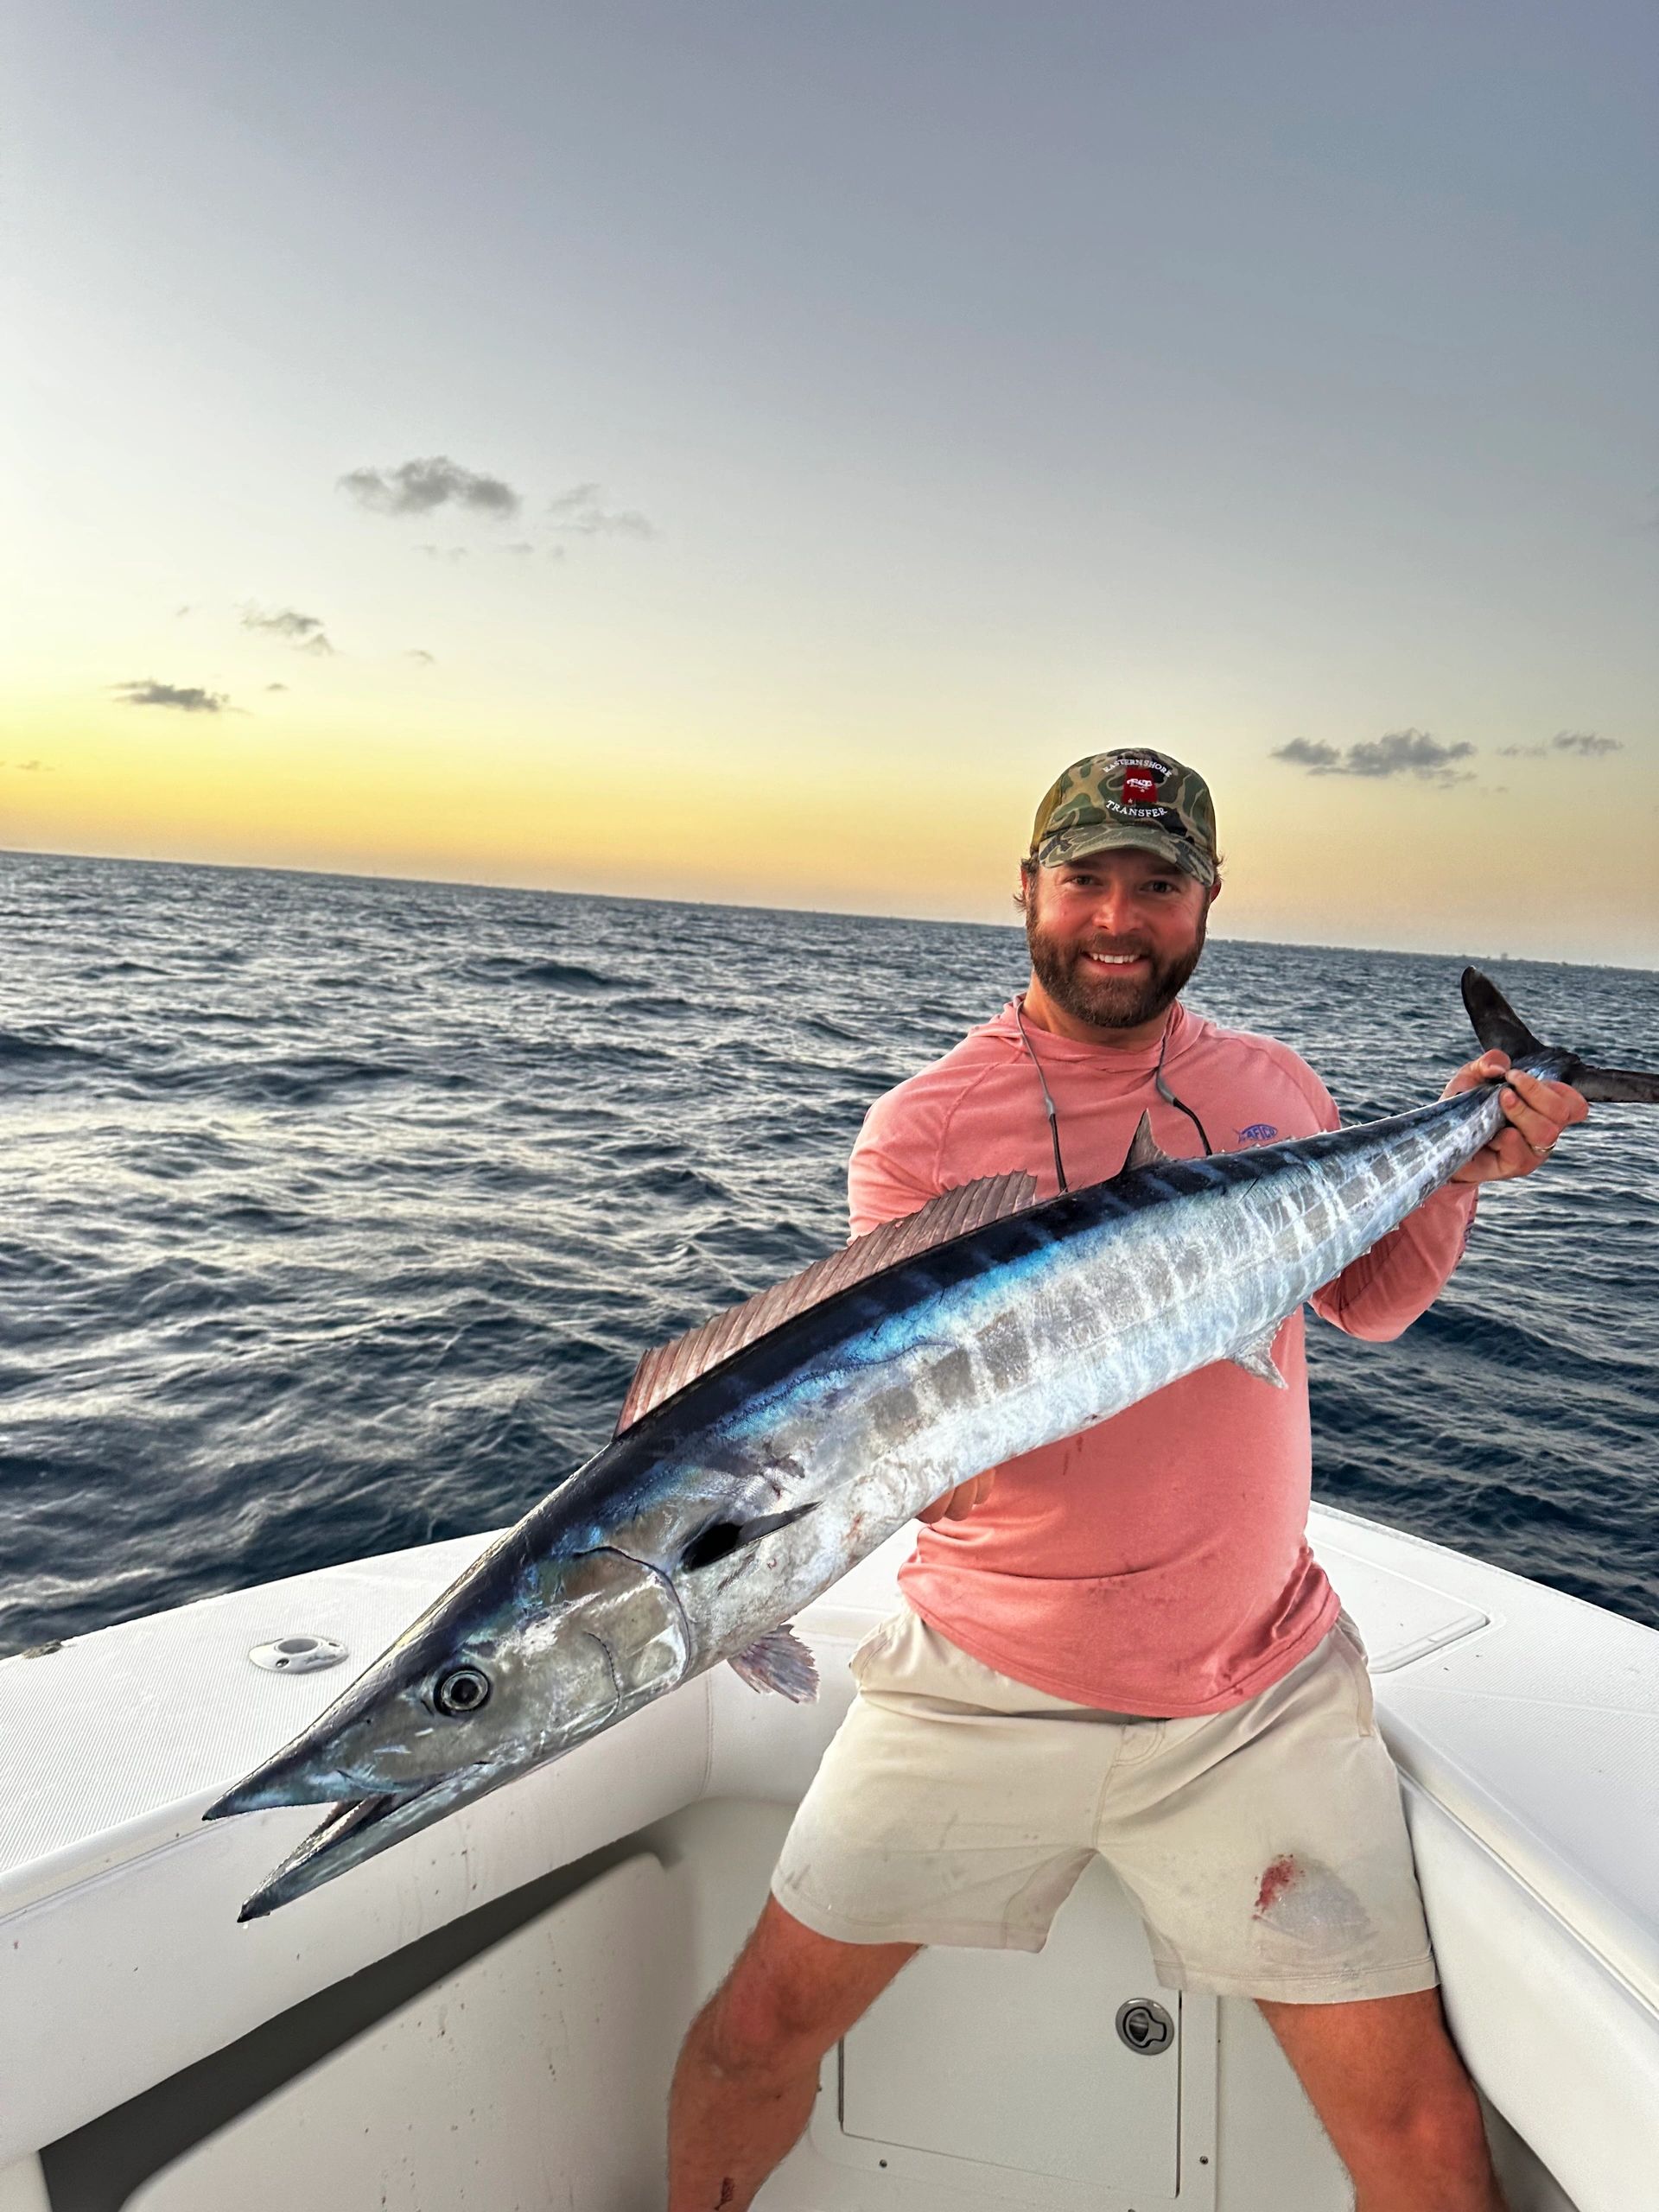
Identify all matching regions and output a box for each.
[668,1897,918,2212]
[1257,1987,1508,2212]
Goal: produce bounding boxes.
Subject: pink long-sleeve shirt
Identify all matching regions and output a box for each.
[851,997,1478,1717]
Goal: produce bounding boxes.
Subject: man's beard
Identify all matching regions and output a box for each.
[1025,899,1208,1033]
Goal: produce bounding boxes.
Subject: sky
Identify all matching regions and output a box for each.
[3,1,1656,964]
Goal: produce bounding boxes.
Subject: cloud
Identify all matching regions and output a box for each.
[1271,738,1341,772]
[2,758,49,772]
[1344,729,1476,780]
[1497,729,1623,760]
[1272,728,1475,784]
[112,678,230,714]
[264,682,289,692]
[547,481,656,538]
[241,605,334,656]
[417,543,468,563]
[404,648,436,664]
[503,541,537,558]
[1549,729,1621,758]
[340,455,521,518]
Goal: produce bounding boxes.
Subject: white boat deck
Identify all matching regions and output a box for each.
[2,1503,1656,2209]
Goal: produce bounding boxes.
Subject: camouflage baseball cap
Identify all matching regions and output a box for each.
[1027,749,1218,886]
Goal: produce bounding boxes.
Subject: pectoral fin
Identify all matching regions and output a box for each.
[1230,1330,1287,1389]
[729,1624,819,1702]
[681,1501,817,1572]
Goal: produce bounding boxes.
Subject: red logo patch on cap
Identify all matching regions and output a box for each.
[1121,766,1163,807]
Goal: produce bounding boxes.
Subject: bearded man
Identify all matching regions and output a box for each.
[667,749,1586,2212]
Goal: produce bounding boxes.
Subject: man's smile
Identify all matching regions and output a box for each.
[1079,950,1150,972]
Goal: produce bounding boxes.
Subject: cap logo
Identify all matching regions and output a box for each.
[1120,763,1164,808]
[1103,755,1178,826]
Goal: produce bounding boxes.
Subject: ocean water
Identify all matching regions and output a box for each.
[2,849,1656,1659]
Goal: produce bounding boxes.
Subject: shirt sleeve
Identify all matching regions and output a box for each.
[847,1080,948,1236]
[1301,1065,1481,1344]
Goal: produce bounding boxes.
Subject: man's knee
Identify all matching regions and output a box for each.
[696,1899,917,2082]
[1327,2059,1492,2191]
[1384,2075,1492,2177]
[702,1973,821,2085]
[1258,1986,1498,2195]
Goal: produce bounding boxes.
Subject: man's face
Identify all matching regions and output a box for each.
[1023,847,1213,1032]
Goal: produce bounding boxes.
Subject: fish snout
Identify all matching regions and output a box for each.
[204,1728,378,1819]
[205,1668,446,1818]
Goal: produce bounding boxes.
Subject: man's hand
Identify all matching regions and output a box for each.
[918,1471,996,1523]
[1445,1051,1588,1185]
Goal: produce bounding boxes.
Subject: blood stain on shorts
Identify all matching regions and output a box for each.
[1253,1853,1370,1945]
[1255,1854,1299,1915]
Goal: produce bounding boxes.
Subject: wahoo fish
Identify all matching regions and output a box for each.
[207,971,1659,1917]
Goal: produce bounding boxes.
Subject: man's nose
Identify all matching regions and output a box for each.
[1087,886,1141,933]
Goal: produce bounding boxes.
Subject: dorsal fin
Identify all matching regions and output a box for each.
[1119,1110,1173,1177]
[614,1170,1039,1435]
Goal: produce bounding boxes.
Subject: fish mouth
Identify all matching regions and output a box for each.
[203,1705,505,1920]
[215,1762,501,1921]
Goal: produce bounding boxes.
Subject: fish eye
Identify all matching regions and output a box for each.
[433,1663,492,1716]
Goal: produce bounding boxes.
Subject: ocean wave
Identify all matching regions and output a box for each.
[143,1052,423,1105]
[0,1026,104,1069]
[464,953,633,994]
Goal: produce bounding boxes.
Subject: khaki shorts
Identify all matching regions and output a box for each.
[772,1605,1438,2005]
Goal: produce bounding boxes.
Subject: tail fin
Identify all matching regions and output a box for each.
[1461,967,1659,1105]
[1569,1064,1659,1105]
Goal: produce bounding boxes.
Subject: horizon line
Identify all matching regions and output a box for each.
[3,841,1652,979]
